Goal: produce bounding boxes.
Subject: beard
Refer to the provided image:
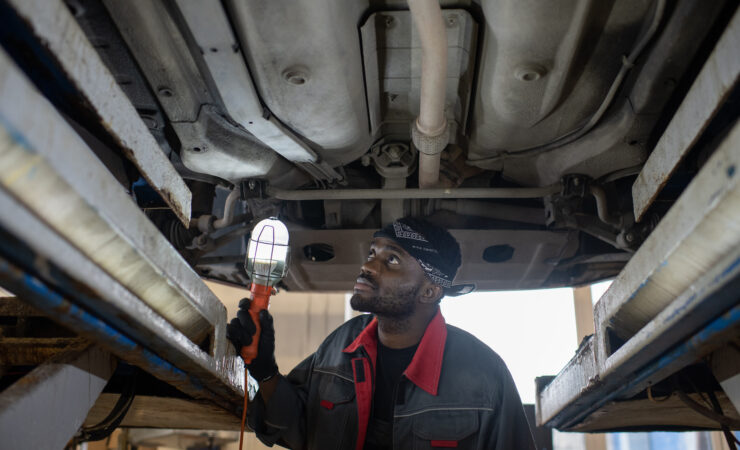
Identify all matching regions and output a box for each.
[350,278,421,319]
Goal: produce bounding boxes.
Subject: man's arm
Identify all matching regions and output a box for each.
[486,362,536,450]
[248,354,315,449]
[227,300,312,448]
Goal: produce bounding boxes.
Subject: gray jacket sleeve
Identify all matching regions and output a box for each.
[486,362,536,450]
[248,354,315,449]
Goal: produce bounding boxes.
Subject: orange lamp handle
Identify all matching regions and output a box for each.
[240,283,273,364]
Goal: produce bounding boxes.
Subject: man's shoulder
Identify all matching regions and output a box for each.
[444,324,510,374]
[435,324,518,406]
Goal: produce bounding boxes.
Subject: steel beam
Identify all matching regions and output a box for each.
[3,0,192,225]
[596,119,740,351]
[632,7,740,221]
[537,116,740,428]
[0,343,115,450]
[0,43,245,413]
[86,395,241,430]
[538,196,740,428]
[0,188,243,406]
[0,337,84,366]
[0,46,225,346]
[267,184,561,200]
[0,256,240,413]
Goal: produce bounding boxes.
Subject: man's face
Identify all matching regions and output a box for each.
[350,237,429,318]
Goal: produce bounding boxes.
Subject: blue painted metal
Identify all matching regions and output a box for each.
[542,243,740,430]
[562,303,740,429]
[0,256,239,414]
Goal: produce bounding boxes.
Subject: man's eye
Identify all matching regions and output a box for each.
[388,255,400,264]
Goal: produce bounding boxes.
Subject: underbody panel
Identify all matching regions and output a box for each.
[1,0,732,292]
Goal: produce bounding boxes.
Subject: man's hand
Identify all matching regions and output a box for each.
[226,298,278,382]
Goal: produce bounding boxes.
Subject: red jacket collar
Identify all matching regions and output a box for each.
[343,309,447,396]
[343,317,379,368]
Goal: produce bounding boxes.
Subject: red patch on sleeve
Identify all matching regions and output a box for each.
[320,400,334,410]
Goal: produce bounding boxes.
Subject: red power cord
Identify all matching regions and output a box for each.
[238,283,274,450]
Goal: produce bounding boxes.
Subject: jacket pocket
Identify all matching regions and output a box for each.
[307,372,356,450]
[411,409,479,449]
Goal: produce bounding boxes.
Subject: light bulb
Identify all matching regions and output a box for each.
[245,218,290,287]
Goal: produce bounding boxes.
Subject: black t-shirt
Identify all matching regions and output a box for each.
[364,342,418,450]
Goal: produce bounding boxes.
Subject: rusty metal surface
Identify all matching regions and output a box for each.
[538,247,740,428]
[0,46,245,418]
[85,394,242,430]
[0,187,244,406]
[0,46,226,346]
[0,296,40,316]
[0,256,241,415]
[570,392,740,432]
[5,0,192,225]
[632,7,740,222]
[0,337,84,366]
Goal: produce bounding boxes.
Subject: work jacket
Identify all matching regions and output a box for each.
[248,309,536,450]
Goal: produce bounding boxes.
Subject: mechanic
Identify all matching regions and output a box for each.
[227,216,536,450]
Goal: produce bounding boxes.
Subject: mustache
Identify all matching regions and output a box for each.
[357,274,377,288]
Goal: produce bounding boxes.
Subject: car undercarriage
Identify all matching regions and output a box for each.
[2,0,734,293]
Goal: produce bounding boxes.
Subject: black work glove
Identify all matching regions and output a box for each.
[226,298,278,382]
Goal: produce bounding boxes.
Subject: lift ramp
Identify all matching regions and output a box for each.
[0,38,245,448]
[536,8,740,432]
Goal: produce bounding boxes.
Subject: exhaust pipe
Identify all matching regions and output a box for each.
[407,0,449,188]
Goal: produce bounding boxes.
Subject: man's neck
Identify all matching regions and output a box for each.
[376,306,437,349]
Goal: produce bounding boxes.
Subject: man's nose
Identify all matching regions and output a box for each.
[361,258,379,277]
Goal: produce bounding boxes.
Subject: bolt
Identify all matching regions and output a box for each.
[158,87,173,97]
[446,15,458,28]
[384,16,394,28]
[573,178,580,186]
[361,154,371,167]
[625,232,635,243]
[283,67,309,86]
[248,180,256,190]
[514,64,547,82]
[388,145,401,160]
[139,115,158,129]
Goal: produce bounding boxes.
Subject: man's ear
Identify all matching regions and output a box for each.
[419,281,443,305]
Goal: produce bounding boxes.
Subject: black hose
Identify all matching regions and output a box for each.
[76,369,138,442]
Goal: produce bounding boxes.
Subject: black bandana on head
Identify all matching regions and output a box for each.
[373,218,460,288]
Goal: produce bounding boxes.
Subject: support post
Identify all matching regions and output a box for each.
[711,346,740,415]
[0,343,116,450]
[573,287,607,450]
[573,286,596,344]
